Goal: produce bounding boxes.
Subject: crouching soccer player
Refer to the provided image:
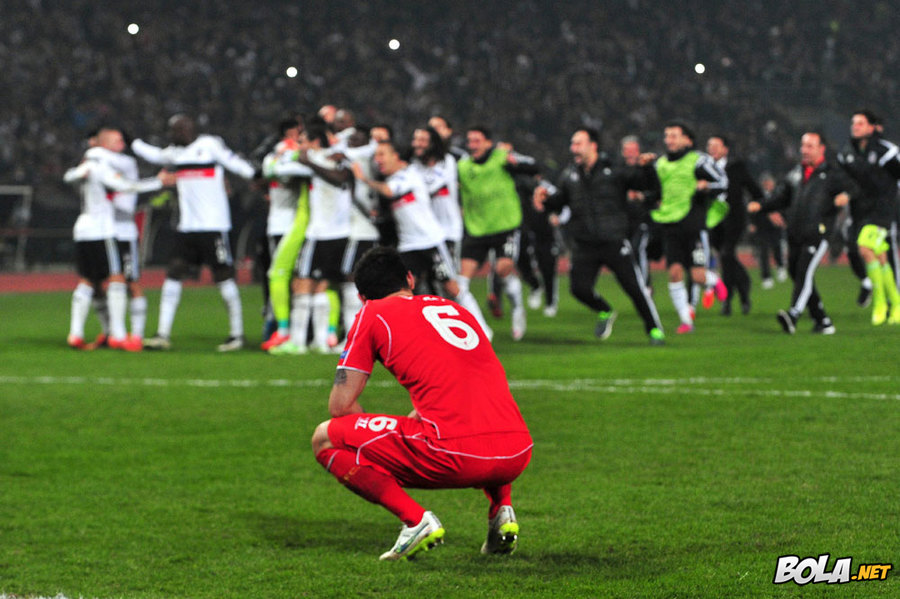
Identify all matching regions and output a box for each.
[311,246,533,561]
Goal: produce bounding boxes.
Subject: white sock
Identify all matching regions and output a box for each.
[503,274,524,310]
[457,275,471,297]
[690,282,701,307]
[290,294,311,346]
[312,292,331,348]
[157,278,182,338]
[92,295,109,334]
[70,283,94,339]
[457,287,492,338]
[130,296,147,339]
[107,281,128,341]
[669,281,693,324]
[705,270,720,288]
[341,282,362,334]
[217,278,243,338]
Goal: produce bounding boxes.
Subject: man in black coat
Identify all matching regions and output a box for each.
[748,131,860,335]
[534,127,665,344]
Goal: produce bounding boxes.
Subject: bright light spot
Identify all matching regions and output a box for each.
[286,66,298,78]
[388,39,400,51]
[694,63,706,74]
[127,23,140,35]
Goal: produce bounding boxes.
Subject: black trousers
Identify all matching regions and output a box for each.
[787,239,830,322]
[569,238,663,334]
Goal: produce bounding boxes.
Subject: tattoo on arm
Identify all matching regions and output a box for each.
[333,369,348,386]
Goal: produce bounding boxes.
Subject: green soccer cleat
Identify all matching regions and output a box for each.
[872,304,888,326]
[268,340,307,356]
[379,511,445,561]
[481,505,519,555]
[648,327,665,346]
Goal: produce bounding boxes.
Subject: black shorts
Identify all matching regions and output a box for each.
[75,239,121,281]
[117,239,140,282]
[400,243,456,285]
[171,231,234,268]
[297,237,348,281]
[660,223,708,269]
[461,229,520,264]
[341,239,378,277]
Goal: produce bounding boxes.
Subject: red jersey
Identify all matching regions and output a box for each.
[337,294,529,440]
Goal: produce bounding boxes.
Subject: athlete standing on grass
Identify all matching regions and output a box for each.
[311,246,532,561]
[63,128,172,351]
[132,114,256,352]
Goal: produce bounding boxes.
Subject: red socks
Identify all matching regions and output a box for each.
[316,448,424,526]
[483,484,512,519]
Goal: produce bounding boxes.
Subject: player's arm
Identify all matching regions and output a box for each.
[210,138,256,179]
[94,160,168,194]
[131,139,171,165]
[63,161,91,184]
[328,368,369,417]
[505,150,540,176]
[299,150,353,187]
[352,162,393,198]
[695,154,728,193]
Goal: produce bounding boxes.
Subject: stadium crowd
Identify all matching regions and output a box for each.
[3,0,900,201]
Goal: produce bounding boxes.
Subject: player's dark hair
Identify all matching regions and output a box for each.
[371,123,394,140]
[575,127,601,144]
[278,118,299,137]
[431,115,452,129]
[353,246,411,300]
[467,125,492,139]
[305,117,330,147]
[710,134,730,148]
[852,109,880,126]
[415,126,446,163]
[665,120,695,142]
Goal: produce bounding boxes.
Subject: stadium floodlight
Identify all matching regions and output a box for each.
[286,66,298,78]
[388,38,400,50]
[694,63,706,74]
[127,23,140,35]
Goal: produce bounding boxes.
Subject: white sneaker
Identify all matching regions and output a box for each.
[542,304,558,318]
[216,336,244,352]
[379,511,445,561]
[761,278,775,290]
[776,267,788,282]
[143,334,171,351]
[527,288,543,310]
[481,505,519,555]
[511,306,526,341]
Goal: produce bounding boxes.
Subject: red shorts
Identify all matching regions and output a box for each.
[327,414,532,490]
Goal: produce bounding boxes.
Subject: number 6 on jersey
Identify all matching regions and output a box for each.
[422,305,481,350]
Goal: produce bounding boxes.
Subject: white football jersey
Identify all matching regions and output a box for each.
[304,149,352,241]
[412,154,462,243]
[385,165,446,252]
[64,147,162,242]
[339,145,380,242]
[132,134,255,232]
[105,152,141,242]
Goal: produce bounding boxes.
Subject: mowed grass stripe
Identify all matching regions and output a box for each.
[2,374,899,402]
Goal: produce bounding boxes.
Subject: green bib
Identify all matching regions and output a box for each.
[458,149,522,236]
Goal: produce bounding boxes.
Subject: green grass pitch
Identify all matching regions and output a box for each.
[1,265,898,598]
